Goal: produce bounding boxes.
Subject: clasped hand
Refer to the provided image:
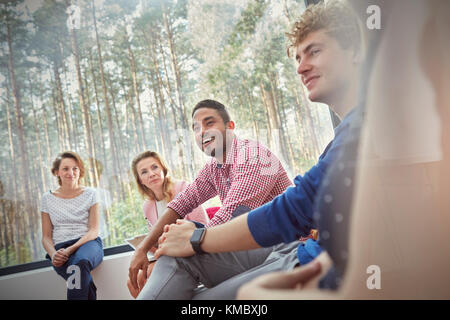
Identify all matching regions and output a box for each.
[154,219,197,259]
[51,248,71,267]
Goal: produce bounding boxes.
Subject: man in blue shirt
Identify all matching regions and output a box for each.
[140,0,365,300]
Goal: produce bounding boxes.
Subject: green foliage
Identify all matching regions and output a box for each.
[0,241,32,268]
[107,187,148,246]
[228,0,268,49]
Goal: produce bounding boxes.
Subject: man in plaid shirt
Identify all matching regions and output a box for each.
[169,118,292,227]
[128,99,292,293]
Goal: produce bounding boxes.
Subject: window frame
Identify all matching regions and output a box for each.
[0,244,133,277]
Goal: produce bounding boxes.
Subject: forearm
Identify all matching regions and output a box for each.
[42,236,56,257]
[66,229,99,255]
[202,214,261,253]
[137,208,181,253]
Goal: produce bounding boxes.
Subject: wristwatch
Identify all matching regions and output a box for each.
[190,228,206,254]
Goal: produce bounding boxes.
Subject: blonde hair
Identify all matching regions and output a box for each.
[286,0,362,57]
[131,151,175,202]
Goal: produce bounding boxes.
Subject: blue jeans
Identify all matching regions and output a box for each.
[47,237,103,300]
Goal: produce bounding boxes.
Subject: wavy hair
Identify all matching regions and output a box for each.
[286,0,363,57]
[131,151,175,202]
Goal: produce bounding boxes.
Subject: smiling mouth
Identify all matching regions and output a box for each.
[202,136,215,148]
[304,76,319,89]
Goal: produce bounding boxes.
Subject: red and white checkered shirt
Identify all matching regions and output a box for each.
[168,135,293,227]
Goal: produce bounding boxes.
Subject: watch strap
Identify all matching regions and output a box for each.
[190,228,206,254]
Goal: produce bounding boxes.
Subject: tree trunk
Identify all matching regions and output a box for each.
[29,77,47,193]
[87,48,108,171]
[149,38,173,166]
[139,28,172,164]
[53,61,71,151]
[91,0,120,177]
[66,5,98,187]
[299,84,320,159]
[51,85,64,154]
[267,73,292,168]
[161,2,193,178]
[124,31,147,152]
[259,81,274,149]
[4,71,19,207]
[38,69,53,168]
[271,73,296,172]
[292,86,311,162]
[2,81,17,266]
[161,2,188,130]
[243,84,259,139]
[5,8,37,262]
[125,84,140,156]
[146,71,164,156]
[57,37,76,148]
[83,68,101,186]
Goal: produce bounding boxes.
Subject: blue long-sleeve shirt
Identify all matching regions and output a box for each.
[247,108,358,264]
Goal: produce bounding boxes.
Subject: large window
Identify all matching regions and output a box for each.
[0,0,333,268]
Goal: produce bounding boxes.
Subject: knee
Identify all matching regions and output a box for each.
[70,257,91,270]
[146,261,156,278]
[154,255,178,270]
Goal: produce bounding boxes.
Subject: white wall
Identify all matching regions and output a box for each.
[0,251,134,300]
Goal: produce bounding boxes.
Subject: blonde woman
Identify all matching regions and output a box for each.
[127,151,208,298]
[41,151,102,300]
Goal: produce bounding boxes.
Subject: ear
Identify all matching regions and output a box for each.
[227,121,235,130]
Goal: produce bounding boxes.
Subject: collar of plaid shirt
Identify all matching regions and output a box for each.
[215,133,238,169]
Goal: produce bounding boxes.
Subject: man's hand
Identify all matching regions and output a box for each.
[236,260,322,300]
[128,248,150,292]
[154,219,196,259]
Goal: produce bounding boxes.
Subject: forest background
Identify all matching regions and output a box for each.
[0,0,334,268]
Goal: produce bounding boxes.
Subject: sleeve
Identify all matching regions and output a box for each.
[40,193,49,214]
[90,187,100,208]
[167,163,217,218]
[185,205,208,225]
[206,149,290,227]
[178,181,209,225]
[247,140,341,247]
[142,200,153,231]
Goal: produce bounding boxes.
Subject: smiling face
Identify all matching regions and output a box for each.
[56,158,81,186]
[136,156,165,193]
[296,29,357,109]
[192,107,234,160]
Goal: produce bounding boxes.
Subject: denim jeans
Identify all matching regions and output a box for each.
[47,237,103,300]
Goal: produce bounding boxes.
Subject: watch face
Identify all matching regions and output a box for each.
[191,228,205,243]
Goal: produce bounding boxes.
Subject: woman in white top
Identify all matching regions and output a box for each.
[41,151,103,300]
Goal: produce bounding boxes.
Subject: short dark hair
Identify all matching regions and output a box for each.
[191,99,231,123]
